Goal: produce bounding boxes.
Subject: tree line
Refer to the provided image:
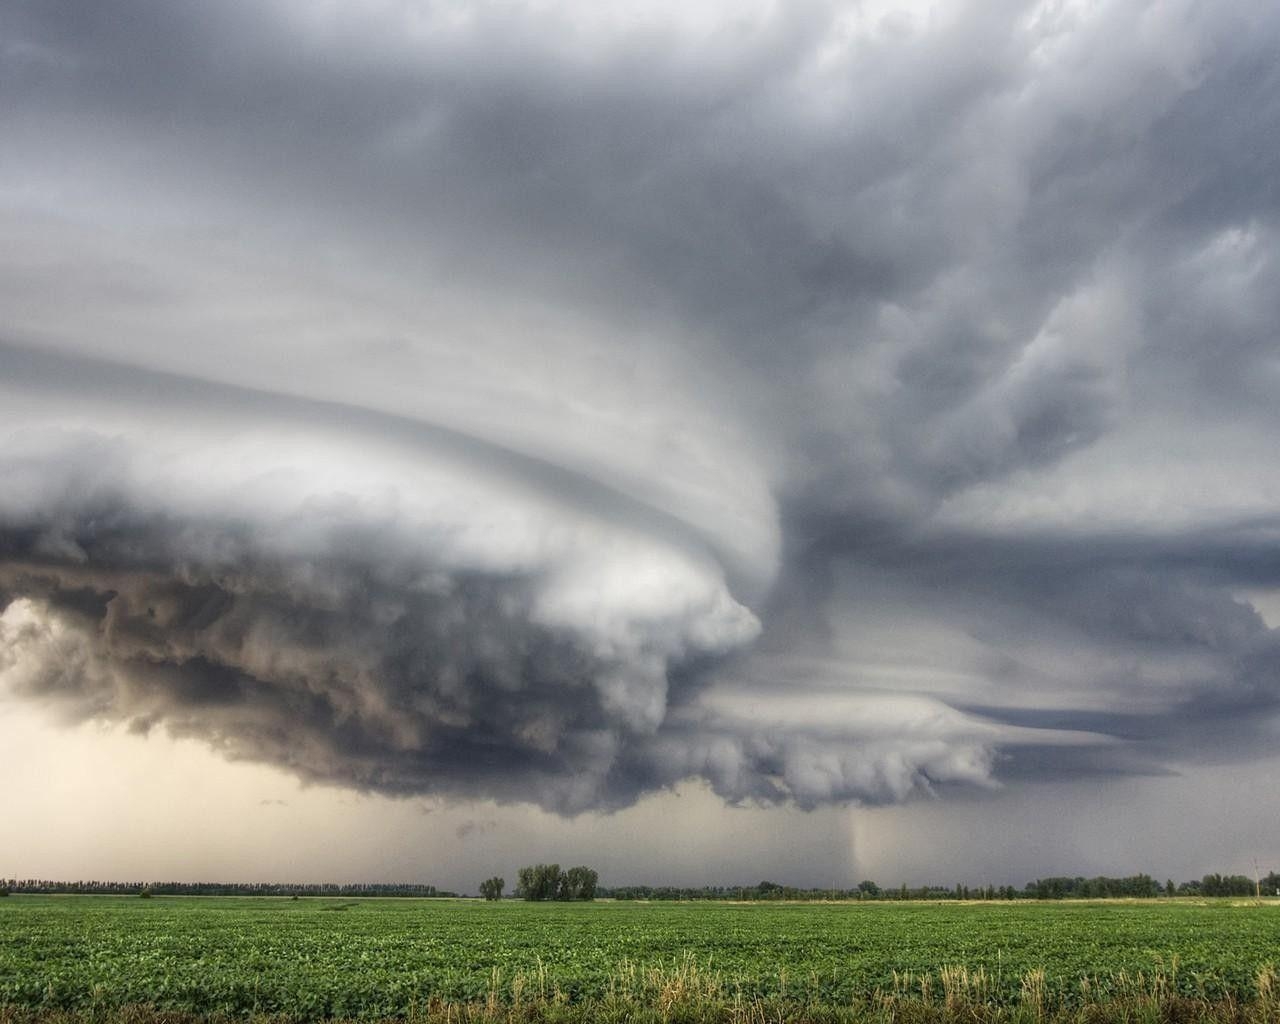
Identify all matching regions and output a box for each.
[598,871,1280,901]
[0,880,456,897]
[1023,872,1280,899]
[5,869,1276,901]
[477,865,599,901]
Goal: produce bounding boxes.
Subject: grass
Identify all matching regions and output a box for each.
[3,969,1280,1024]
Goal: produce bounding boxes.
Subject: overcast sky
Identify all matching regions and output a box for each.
[3,0,1280,892]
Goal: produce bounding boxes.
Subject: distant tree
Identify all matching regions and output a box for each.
[517,864,564,901]
[898,883,909,901]
[562,866,598,901]
[512,864,597,901]
[479,877,505,901]
[1165,879,1176,897]
[138,887,153,899]
[1199,873,1254,897]
[856,880,880,899]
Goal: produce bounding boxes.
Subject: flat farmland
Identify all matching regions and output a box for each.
[2,896,1279,1018]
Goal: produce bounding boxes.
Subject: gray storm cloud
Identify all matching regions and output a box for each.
[2,0,1280,813]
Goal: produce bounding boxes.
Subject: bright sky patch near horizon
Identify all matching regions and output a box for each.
[2,0,1280,890]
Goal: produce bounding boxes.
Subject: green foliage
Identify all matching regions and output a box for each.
[1,895,1278,1017]
[478,877,504,901]
[1195,873,1257,897]
[515,864,596,901]
[516,864,560,901]
[1025,874,1160,899]
[561,866,597,901]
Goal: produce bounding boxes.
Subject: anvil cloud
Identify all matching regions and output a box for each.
[2,0,1280,823]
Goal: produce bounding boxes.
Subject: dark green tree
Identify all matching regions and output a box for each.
[516,864,563,901]
[1199,873,1254,897]
[562,866,598,901]
[479,877,505,901]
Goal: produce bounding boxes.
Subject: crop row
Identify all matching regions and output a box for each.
[2,897,1278,1016]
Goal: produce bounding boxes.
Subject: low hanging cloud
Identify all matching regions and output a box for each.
[3,0,1280,814]
[0,347,769,812]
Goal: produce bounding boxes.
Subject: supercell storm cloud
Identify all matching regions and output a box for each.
[2,0,1280,814]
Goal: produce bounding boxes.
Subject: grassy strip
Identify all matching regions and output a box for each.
[4,964,1280,1024]
[4,996,1280,1024]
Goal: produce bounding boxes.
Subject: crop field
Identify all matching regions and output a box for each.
[2,896,1280,1020]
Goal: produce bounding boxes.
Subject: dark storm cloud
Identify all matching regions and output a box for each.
[838,529,1280,775]
[3,0,1280,812]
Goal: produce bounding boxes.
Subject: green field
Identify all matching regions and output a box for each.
[2,896,1279,1019]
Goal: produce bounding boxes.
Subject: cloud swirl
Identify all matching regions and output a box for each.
[3,0,1279,811]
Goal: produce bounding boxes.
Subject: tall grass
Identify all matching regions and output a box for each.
[4,961,1279,1024]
